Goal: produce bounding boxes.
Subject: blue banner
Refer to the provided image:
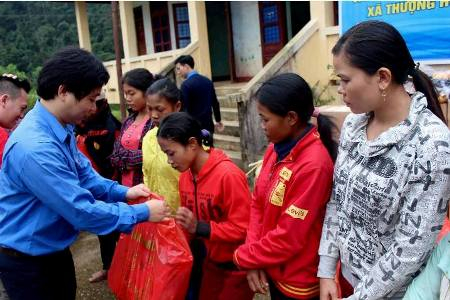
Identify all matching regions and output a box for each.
[340,1,450,61]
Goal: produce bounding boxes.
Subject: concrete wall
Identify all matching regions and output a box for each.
[230,2,263,78]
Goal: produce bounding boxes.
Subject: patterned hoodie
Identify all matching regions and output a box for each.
[318,92,450,299]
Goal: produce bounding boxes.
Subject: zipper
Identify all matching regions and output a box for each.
[269,160,285,181]
[193,176,199,219]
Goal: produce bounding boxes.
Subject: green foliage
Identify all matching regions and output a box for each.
[0,2,115,86]
[87,3,117,62]
[312,81,336,107]
[0,64,37,109]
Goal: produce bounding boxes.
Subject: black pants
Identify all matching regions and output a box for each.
[98,231,120,270]
[0,248,76,300]
[185,238,207,300]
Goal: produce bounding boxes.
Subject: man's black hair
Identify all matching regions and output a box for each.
[0,74,31,98]
[37,46,110,101]
[174,55,195,69]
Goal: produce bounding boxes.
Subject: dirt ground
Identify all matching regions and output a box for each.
[71,232,115,300]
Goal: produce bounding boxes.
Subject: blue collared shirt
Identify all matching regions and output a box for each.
[0,101,149,255]
[186,70,198,79]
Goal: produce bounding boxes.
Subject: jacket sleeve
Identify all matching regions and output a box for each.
[234,166,332,269]
[246,156,271,245]
[317,185,340,278]
[245,183,264,244]
[209,170,250,243]
[318,116,351,278]
[17,143,149,235]
[347,141,450,300]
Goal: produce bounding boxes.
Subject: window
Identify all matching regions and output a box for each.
[173,3,191,48]
[151,2,172,52]
[261,2,281,44]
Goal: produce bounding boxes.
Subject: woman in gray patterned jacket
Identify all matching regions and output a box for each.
[318,20,450,300]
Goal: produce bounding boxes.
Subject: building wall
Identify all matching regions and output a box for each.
[230,2,263,78]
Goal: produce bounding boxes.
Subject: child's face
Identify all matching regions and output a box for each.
[147,94,181,127]
[123,83,146,113]
[158,137,195,172]
[257,101,293,144]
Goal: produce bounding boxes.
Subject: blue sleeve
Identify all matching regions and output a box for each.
[77,150,128,203]
[403,234,448,300]
[18,144,149,234]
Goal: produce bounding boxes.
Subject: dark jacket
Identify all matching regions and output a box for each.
[180,73,221,134]
[76,104,121,179]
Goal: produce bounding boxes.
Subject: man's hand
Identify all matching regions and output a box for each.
[126,184,151,200]
[175,207,197,234]
[247,269,269,294]
[320,278,339,300]
[214,121,224,133]
[145,199,170,222]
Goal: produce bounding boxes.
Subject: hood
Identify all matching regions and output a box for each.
[190,148,232,181]
[342,92,428,157]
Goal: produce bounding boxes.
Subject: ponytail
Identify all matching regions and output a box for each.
[316,114,338,162]
[411,69,446,123]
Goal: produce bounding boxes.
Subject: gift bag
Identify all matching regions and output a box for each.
[108,195,193,300]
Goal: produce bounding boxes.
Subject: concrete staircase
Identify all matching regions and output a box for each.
[213,82,246,168]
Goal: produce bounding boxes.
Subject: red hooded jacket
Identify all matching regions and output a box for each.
[179,148,250,263]
[234,128,333,299]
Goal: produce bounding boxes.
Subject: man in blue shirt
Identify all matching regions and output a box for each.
[0,47,170,300]
[175,55,223,137]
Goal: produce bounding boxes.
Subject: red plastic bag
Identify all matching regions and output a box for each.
[108,195,193,300]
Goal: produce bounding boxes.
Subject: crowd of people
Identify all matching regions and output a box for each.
[0,20,449,300]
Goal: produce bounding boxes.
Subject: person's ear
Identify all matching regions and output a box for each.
[175,101,182,112]
[286,111,299,126]
[57,85,69,101]
[377,67,392,91]
[0,94,9,108]
[187,137,199,150]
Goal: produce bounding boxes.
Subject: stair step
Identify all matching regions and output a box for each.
[214,83,244,97]
[215,88,242,97]
[220,107,238,121]
[218,96,238,109]
[214,134,241,152]
[221,120,239,137]
[223,150,244,169]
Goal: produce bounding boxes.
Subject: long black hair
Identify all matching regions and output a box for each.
[333,20,445,122]
[256,73,338,161]
[146,77,181,105]
[157,112,213,147]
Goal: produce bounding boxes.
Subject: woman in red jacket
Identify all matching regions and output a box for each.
[157,112,253,300]
[233,73,337,300]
